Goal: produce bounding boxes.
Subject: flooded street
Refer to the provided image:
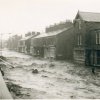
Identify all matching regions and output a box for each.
[2,49,100,99]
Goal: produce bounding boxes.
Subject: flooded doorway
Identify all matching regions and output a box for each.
[96,50,100,65]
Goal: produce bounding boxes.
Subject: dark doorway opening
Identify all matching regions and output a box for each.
[97,50,100,65]
[85,50,91,66]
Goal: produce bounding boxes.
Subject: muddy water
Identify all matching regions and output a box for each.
[2,50,100,99]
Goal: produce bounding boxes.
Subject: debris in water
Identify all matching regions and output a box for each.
[0,56,7,61]
[0,63,6,67]
[0,67,4,76]
[7,82,22,93]
[41,63,47,68]
[70,95,74,98]
[91,67,95,75]
[31,63,38,66]
[41,75,48,78]
[49,63,55,67]
[6,82,30,99]
[32,69,38,74]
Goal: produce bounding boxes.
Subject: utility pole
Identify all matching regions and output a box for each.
[9,33,11,50]
[0,33,2,56]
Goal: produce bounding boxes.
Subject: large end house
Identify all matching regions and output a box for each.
[74,11,100,66]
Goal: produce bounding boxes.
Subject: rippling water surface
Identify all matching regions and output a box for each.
[2,49,100,99]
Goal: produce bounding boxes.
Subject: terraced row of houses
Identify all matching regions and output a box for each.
[18,20,73,60]
[7,11,100,66]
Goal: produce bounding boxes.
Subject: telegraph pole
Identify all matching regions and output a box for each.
[0,33,2,56]
[9,33,11,50]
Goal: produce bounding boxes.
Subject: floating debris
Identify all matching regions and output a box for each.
[6,82,30,99]
[31,63,38,66]
[0,56,7,61]
[49,63,55,67]
[0,67,4,76]
[32,69,39,74]
[41,75,48,78]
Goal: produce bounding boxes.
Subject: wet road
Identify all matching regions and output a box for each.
[2,49,100,99]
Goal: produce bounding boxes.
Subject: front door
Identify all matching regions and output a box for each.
[85,50,91,65]
[44,48,49,58]
[49,46,56,59]
[97,50,100,65]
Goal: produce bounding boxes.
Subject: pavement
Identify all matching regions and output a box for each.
[0,71,13,99]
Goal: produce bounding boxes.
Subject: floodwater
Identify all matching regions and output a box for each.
[2,49,100,99]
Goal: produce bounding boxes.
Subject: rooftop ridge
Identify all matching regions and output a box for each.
[75,11,100,22]
[79,11,100,14]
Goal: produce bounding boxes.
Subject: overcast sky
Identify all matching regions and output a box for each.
[1,0,100,39]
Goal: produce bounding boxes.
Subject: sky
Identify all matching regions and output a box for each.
[1,0,100,39]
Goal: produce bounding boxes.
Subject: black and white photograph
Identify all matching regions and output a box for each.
[0,0,100,99]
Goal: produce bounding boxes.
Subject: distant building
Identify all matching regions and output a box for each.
[45,20,72,33]
[31,33,47,57]
[74,11,100,66]
[18,32,40,54]
[7,35,22,51]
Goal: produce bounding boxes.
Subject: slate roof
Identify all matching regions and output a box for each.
[20,35,34,41]
[34,33,48,39]
[34,28,68,39]
[78,11,100,22]
[46,28,68,37]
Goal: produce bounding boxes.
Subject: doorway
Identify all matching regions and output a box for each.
[85,50,91,65]
[96,50,100,65]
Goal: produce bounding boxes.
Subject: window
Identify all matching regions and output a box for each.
[74,19,81,29]
[20,41,23,45]
[78,34,82,45]
[78,20,81,30]
[96,32,100,44]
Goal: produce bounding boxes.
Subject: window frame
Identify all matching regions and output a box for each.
[96,31,100,45]
[78,34,82,46]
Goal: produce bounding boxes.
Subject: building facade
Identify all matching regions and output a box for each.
[56,27,74,60]
[74,11,100,66]
[18,32,40,54]
[7,35,22,51]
